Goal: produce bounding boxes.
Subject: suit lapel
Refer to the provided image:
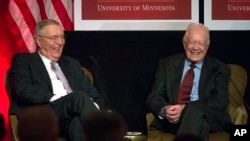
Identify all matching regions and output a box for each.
[57,57,73,87]
[31,53,53,89]
[169,55,185,104]
[198,56,215,99]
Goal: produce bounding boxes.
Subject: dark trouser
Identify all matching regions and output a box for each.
[49,92,99,141]
[153,103,210,141]
[151,102,230,141]
[177,103,209,141]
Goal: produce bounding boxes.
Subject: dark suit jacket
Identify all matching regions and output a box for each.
[147,53,231,132]
[8,52,105,117]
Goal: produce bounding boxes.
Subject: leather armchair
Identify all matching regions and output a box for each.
[5,67,94,141]
[146,64,248,141]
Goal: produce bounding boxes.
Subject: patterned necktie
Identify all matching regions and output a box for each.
[51,62,73,93]
[178,63,195,104]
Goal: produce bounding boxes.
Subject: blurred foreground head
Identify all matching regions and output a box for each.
[0,114,5,141]
[173,133,202,141]
[18,105,59,141]
[83,111,128,141]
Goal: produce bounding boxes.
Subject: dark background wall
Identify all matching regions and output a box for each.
[63,30,250,134]
[62,0,250,135]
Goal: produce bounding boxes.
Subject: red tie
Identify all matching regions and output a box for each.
[178,63,195,104]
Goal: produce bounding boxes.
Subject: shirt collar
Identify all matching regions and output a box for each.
[38,51,55,67]
[184,59,203,70]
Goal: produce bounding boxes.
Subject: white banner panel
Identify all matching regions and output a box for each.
[74,0,199,31]
[204,0,250,30]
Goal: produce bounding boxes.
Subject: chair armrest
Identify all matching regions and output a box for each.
[10,115,19,141]
[231,106,248,125]
[146,113,155,130]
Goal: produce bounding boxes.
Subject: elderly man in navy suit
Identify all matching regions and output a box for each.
[8,19,105,141]
[147,23,231,141]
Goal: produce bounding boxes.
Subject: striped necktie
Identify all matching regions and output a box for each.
[51,62,73,93]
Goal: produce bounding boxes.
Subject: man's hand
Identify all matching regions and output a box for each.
[164,104,186,124]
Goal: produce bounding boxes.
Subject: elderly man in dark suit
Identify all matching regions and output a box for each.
[146,23,231,141]
[8,19,105,141]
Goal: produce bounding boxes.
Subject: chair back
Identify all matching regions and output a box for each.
[227,64,248,124]
[82,67,94,85]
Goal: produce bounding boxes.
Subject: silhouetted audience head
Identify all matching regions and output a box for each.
[18,105,59,141]
[83,111,128,141]
[173,134,202,141]
[0,114,5,141]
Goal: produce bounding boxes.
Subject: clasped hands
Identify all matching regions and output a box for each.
[164,104,186,124]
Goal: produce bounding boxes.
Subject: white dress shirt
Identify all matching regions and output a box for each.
[38,52,100,109]
[39,53,67,102]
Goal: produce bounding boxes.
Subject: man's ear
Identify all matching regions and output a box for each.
[34,36,41,47]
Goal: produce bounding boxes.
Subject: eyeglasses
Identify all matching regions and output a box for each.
[38,35,66,41]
